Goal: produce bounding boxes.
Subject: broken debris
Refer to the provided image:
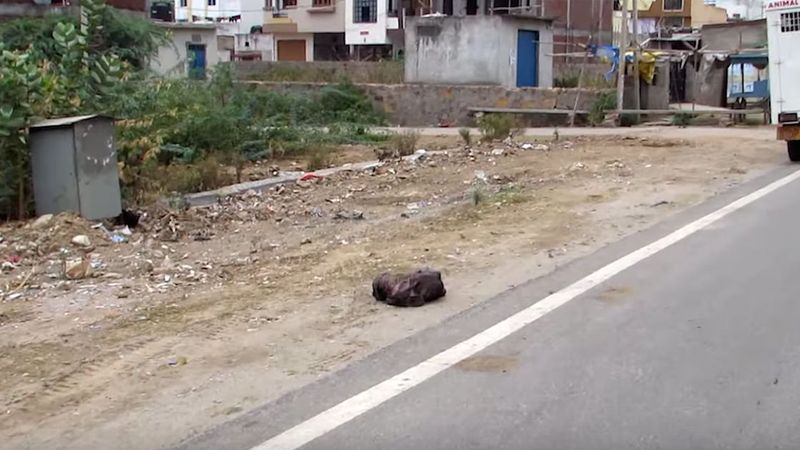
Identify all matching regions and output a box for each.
[372,268,447,307]
[334,210,365,221]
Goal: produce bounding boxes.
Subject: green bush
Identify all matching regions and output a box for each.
[619,113,641,127]
[306,146,337,171]
[478,114,518,141]
[391,130,420,157]
[588,91,616,126]
[671,112,695,127]
[554,75,580,88]
[0,3,389,216]
[459,128,472,146]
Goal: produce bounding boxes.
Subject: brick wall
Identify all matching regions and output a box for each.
[544,0,614,58]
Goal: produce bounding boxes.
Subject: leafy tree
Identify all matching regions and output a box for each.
[0,3,164,69]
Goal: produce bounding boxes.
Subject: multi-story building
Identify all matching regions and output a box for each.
[636,0,729,28]
[175,0,270,60]
[261,0,349,61]
[256,0,613,62]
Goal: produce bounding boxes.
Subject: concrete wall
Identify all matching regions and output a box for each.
[404,15,553,88]
[623,61,670,110]
[686,57,728,106]
[244,81,609,126]
[151,26,221,77]
[701,19,767,52]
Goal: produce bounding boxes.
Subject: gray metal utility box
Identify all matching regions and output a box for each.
[29,115,122,220]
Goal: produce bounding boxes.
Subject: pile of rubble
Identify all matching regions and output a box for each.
[0,138,570,302]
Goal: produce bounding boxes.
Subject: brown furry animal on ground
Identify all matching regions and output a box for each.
[372,268,446,307]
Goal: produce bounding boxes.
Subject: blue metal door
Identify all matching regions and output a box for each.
[516,30,539,88]
[187,44,207,79]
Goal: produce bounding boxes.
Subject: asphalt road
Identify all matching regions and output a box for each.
[174,165,800,450]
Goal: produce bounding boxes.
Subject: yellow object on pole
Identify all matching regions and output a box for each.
[624,50,660,84]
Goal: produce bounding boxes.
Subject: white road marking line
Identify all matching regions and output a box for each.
[252,169,800,450]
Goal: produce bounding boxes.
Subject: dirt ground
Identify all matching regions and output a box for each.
[0,129,787,450]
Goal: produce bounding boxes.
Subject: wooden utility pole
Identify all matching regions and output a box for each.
[598,0,605,45]
[632,0,641,122]
[616,0,629,119]
[567,0,572,49]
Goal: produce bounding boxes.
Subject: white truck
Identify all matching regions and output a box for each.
[768,0,800,160]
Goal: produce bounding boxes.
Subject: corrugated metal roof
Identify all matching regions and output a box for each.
[30,114,110,129]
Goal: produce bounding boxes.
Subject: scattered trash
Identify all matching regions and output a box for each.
[6,255,21,265]
[191,229,212,241]
[119,226,133,236]
[31,214,54,229]
[71,235,92,248]
[309,207,324,218]
[651,200,671,207]
[167,356,188,367]
[65,255,93,280]
[729,167,747,175]
[1,262,16,272]
[299,173,322,182]
[110,234,126,244]
[372,268,447,307]
[410,149,429,163]
[568,162,586,172]
[520,142,550,151]
[6,293,23,301]
[491,174,514,184]
[114,209,141,229]
[474,170,489,184]
[491,148,505,156]
[334,210,364,221]
[300,238,312,245]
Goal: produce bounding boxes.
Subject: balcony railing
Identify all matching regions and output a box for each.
[488,0,543,16]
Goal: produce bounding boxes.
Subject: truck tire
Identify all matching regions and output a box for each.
[789,141,800,162]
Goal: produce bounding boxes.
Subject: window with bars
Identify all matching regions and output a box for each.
[663,0,683,11]
[354,0,377,23]
[180,0,187,6]
[782,11,800,33]
[208,0,216,5]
